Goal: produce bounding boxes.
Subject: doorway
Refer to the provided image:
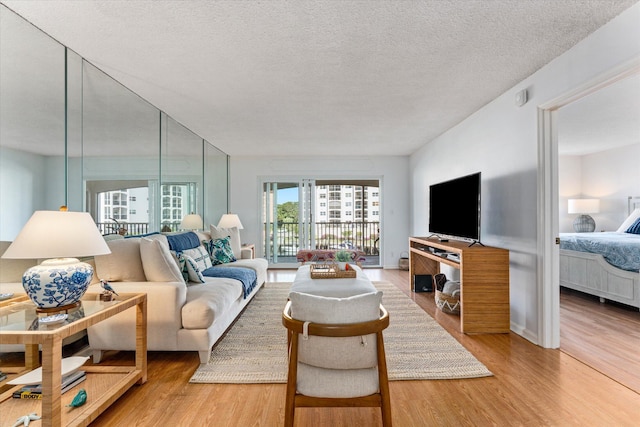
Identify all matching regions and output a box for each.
[538,59,640,389]
[261,178,381,268]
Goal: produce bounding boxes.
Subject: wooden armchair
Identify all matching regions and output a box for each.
[282,292,392,427]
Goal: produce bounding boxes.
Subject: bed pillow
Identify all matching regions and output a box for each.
[616,208,640,232]
[625,217,640,235]
[206,236,237,265]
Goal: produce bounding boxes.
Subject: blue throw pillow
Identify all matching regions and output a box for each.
[626,217,640,235]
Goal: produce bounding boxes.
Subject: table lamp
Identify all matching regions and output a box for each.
[180,213,203,230]
[1,209,111,311]
[218,213,244,230]
[568,199,600,232]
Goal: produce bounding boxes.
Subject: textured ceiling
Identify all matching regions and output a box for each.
[2,0,638,156]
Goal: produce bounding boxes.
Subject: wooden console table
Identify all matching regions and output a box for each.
[409,237,510,333]
[0,293,147,427]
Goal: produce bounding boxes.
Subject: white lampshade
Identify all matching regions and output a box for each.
[2,210,110,259]
[2,210,111,309]
[180,213,203,230]
[568,199,600,214]
[218,213,244,230]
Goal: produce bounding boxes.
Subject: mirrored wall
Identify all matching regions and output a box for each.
[0,5,228,240]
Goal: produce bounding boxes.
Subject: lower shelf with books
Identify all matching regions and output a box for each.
[12,370,87,399]
[1,369,142,427]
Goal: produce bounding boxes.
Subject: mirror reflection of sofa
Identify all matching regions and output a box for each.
[0,226,268,364]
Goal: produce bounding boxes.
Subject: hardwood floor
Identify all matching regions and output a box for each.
[18,269,640,426]
[560,287,640,393]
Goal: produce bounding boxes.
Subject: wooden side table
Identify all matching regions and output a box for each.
[0,293,147,427]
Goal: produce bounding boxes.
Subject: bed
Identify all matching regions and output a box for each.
[559,196,640,309]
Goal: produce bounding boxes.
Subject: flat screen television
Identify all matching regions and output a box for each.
[428,172,481,243]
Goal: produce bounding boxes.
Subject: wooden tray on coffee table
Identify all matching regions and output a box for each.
[310,263,357,279]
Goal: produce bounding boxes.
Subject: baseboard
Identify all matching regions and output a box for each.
[510,321,539,346]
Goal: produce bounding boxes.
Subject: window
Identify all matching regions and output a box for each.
[129,196,137,201]
[130,209,136,215]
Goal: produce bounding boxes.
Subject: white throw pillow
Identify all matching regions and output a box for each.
[184,255,206,283]
[139,237,185,283]
[617,208,640,232]
[181,245,213,271]
[209,224,241,259]
[289,291,382,370]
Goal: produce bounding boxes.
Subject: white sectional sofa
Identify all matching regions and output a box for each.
[0,226,268,364]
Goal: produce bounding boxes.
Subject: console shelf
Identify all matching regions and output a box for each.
[409,237,510,333]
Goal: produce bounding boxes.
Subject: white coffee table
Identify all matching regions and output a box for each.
[290,264,377,298]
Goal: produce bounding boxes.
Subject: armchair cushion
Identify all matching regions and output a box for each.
[288,291,382,370]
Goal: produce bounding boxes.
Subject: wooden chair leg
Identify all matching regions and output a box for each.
[284,333,299,427]
[377,332,392,427]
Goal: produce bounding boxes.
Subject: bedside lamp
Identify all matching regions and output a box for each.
[568,199,600,232]
[218,213,244,230]
[180,213,204,231]
[1,209,111,311]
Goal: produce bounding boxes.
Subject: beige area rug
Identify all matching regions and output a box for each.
[189,281,492,383]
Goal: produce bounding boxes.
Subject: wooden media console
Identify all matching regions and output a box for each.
[409,237,510,333]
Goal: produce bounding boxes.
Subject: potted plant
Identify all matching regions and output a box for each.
[335,250,351,270]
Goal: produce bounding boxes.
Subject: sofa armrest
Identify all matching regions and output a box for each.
[87,280,187,351]
[241,244,255,259]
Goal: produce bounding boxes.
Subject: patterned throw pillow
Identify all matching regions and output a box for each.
[181,245,213,271]
[184,255,206,283]
[626,217,640,235]
[171,251,188,281]
[205,236,237,265]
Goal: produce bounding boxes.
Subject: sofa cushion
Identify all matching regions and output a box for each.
[205,237,237,265]
[140,237,185,283]
[289,291,382,370]
[210,224,242,259]
[181,278,243,329]
[94,238,146,282]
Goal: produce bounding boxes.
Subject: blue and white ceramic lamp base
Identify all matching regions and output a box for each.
[22,258,93,310]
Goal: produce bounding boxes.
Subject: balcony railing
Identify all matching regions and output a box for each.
[268,221,380,256]
[97,221,182,236]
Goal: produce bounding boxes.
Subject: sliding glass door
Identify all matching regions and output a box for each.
[262,178,381,267]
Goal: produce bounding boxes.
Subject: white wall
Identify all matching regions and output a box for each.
[560,143,640,233]
[0,147,64,240]
[229,156,410,268]
[410,4,640,345]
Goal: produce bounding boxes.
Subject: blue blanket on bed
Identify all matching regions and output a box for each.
[559,232,640,272]
[201,266,257,298]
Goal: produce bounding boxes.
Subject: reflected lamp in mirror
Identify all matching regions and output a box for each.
[218,214,244,230]
[568,199,600,232]
[1,209,111,311]
[180,213,203,231]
